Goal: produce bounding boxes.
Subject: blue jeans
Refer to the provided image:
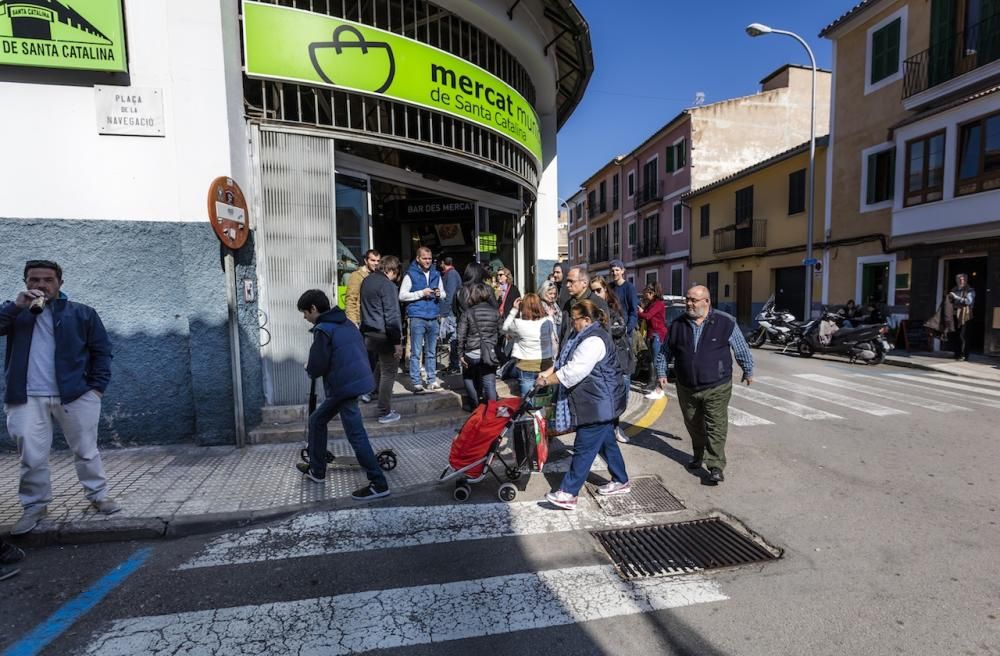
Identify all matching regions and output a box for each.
[515,366,537,397]
[409,317,439,386]
[307,396,386,487]
[559,421,629,496]
[462,357,497,407]
[650,334,667,379]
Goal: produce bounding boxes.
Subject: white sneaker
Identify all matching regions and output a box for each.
[615,427,629,443]
[597,480,632,496]
[378,411,401,424]
[544,490,577,510]
[644,388,664,400]
[426,381,443,391]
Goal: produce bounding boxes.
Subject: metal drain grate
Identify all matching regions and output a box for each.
[586,476,685,516]
[593,518,778,579]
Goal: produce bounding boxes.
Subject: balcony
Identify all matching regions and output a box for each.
[903,14,1000,107]
[633,180,663,211]
[632,238,665,259]
[588,243,610,266]
[713,219,767,255]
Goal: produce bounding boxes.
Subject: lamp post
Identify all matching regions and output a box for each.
[746,22,817,321]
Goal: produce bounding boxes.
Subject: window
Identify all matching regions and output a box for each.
[956,111,1000,196]
[866,148,896,204]
[706,271,719,302]
[670,267,683,296]
[627,171,635,198]
[587,190,597,218]
[905,131,945,205]
[699,204,710,237]
[735,186,754,224]
[788,168,806,214]
[612,174,620,210]
[613,221,620,256]
[870,18,901,84]
[645,271,658,286]
[575,202,583,222]
[628,221,636,247]
[577,237,582,259]
[643,213,659,245]
[569,239,574,259]
[599,181,607,213]
[642,158,658,197]
[666,139,687,173]
[672,203,683,233]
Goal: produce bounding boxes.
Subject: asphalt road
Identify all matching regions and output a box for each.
[3,349,999,656]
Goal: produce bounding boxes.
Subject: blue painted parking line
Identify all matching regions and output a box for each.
[2,547,152,656]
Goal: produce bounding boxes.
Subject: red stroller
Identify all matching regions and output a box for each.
[438,388,547,502]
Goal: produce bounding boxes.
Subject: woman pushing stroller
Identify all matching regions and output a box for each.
[535,300,630,510]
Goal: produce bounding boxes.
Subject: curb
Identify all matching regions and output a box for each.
[884,356,1000,382]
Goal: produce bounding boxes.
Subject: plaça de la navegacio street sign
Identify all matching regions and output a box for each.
[242,0,542,163]
[0,0,127,73]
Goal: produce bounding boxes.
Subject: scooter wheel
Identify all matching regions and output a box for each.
[454,484,471,502]
[377,450,398,471]
[797,342,814,358]
[299,448,309,463]
[749,328,767,348]
[498,483,517,502]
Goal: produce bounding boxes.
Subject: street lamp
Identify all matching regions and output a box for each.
[746,22,817,321]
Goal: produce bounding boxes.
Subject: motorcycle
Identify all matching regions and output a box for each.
[795,310,892,365]
[747,295,801,349]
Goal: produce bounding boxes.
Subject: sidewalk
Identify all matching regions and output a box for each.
[0,387,651,546]
[884,351,1000,383]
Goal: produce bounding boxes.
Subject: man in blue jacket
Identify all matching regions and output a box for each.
[296,289,389,501]
[398,247,446,393]
[609,260,638,336]
[1,260,119,535]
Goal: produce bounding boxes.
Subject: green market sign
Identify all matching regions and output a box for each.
[0,0,127,73]
[242,1,542,162]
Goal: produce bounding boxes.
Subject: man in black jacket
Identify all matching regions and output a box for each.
[559,266,609,344]
[360,255,404,424]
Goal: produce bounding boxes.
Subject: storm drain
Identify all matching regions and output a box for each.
[586,476,685,516]
[593,518,778,579]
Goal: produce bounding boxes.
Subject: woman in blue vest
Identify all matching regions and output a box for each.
[535,300,629,510]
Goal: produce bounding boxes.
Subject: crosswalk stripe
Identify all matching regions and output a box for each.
[731,385,842,420]
[754,376,907,416]
[850,373,1000,409]
[793,374,968,412]
[81,566,727,656]
[921,372,1000,390]
[179,500,654,570]
[884,373,1000,398]
[664,390,773,426]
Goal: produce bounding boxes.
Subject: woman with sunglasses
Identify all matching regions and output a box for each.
[590,277,635,443]
[536,300,630,510]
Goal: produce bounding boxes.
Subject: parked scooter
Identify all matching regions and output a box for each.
[795,310,892,365]
[747,295,801,349]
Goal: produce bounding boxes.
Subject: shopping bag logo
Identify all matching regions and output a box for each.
[308,24,396,94]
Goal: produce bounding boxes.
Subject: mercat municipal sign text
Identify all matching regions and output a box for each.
[0,0,127,73]
[242,0,542,162]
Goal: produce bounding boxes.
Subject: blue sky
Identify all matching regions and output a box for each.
[556,0,857,201]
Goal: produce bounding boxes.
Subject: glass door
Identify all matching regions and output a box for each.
[334,174,370,309]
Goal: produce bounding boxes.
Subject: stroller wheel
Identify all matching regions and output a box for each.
[453,483,471,502]
[325,450,335,464]
[505,467,522,482]
[377,450,398,471]
[299,448,309,463]
[498,483,517,502]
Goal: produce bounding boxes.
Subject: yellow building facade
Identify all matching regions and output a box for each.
[685,139,827,326]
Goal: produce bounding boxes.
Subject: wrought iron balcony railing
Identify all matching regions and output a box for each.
[903,13,1000,98]
[713,219,767,254]
[588,244,610,265]
[633,180,664,210]
[632,238,665,259]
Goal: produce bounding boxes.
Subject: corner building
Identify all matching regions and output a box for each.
[0,0,593,444]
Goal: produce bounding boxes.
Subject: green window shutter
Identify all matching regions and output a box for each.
[887,148,896,199]
[929,0,957,85]
[665,147,675,173]
[886,19,901,76]
[678,140,687,167]
[871,26,886,84]
[866,153,878,204]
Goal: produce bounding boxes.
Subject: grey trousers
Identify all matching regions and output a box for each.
[5,392,109,510]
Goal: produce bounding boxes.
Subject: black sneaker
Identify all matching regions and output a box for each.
[295,462,325,483]
[686,458,703,470]
[0,543,25,565]
[351,483,390,501]
[709,467,725,483]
